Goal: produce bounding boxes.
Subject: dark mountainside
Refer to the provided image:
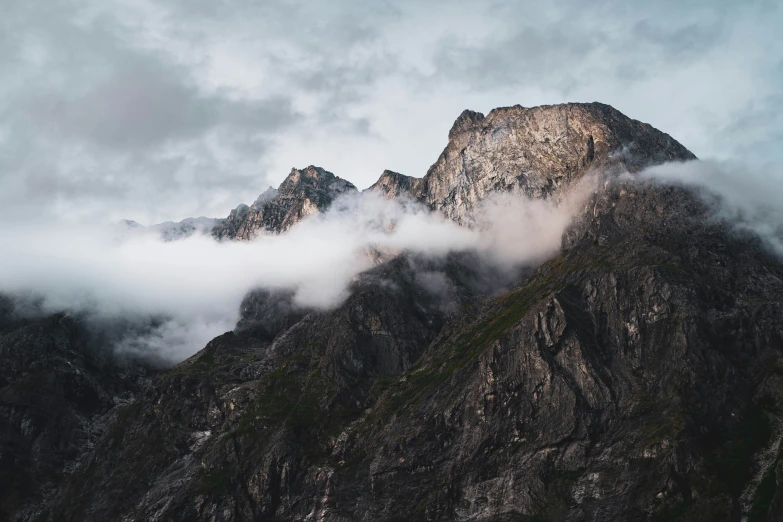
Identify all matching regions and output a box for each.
[2,102,783,521]
[0,298,156,521]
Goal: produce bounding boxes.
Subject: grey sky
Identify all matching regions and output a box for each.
[1,0,781,224]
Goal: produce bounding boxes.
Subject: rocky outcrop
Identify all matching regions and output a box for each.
[369,102,696,224]
[368,170,426,200]
[212,166,357,240]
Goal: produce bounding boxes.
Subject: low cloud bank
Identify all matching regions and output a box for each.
[0,183,594,363]
[4,160,781,364]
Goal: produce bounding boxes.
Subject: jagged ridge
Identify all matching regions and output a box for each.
[371,102,696,224]
[167,102,696,241]
[212,166,356,240]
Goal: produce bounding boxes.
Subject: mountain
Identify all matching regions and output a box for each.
[0,298,156,521]
[118,167,354,242]
[212,166,357,240]
[370,102,695,224]
[3,102,783,522]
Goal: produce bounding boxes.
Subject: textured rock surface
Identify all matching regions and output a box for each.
[370,103,695,224]
[213,166,357,240]
[38,254,479,521]
[0,300,154,521]
[369,170,426,200]
[4,103,783,522]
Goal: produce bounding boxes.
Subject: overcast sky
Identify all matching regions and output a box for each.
[1,0,781,225]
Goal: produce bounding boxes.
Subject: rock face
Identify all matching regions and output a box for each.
[3,103,783,522]
[0,299,154,521]
[370,103,695,224]
[370,169,426,200]
[213,166,357,240]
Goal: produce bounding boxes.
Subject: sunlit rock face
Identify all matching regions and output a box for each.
[370,102,695,225]
[212,165,357,240]
[205,103,695,242]
[209,103,696,243]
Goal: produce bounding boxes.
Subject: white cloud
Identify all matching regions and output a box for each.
[0,186,592,362]
[641,159,783,254]
[1,0,781,226]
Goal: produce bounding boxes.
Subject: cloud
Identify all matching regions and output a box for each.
[3,0,781,228]
[0,0,300,225]
[33,62,295,152]
[473,177,597,266]
[0,185,592,363]
[640,159,783,254]
[713,93,783,165]
[429,1,727,92]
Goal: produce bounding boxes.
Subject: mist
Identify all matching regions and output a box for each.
[3,159,780,365]
[0,184,594,363]
[640,160,783,254]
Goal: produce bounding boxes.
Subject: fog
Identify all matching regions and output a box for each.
[3,160,781,364]
[0,183,594,362]
[640,160,783,254]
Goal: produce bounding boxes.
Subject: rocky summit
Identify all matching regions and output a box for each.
[212,166,357,240]
[370,102,695,224]
[2,102,783,522]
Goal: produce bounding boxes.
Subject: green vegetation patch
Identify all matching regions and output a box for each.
[231,357,363,461]
[362,248,619,425]
[197,467,232,495]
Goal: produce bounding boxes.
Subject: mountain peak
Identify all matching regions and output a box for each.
[279,166,355,197]
[251,187,279,209]
[448,109,485,139]
[280,165,330,188]
[212,166,357,240]
[372,101,695,224]
[367,170,425,199]
[119,219,144,228]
